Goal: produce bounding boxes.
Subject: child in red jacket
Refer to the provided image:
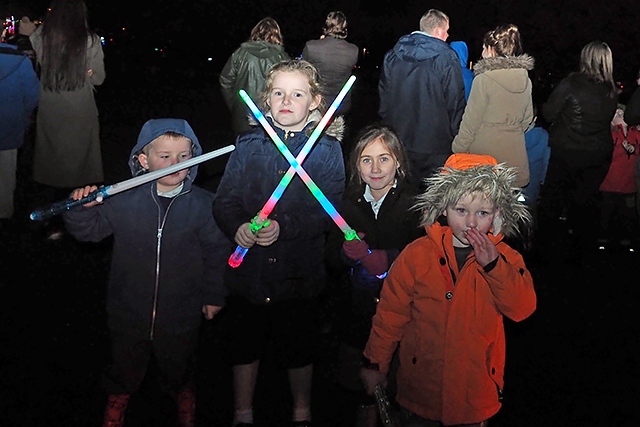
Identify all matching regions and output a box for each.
[599,104,640,249]
[359,153,536,426]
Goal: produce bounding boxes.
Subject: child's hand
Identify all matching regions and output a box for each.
[256,220,279,246]
[235,223,258,248]
[202,305,222,320]
[359,367,387,395]
[465,227,499,267]
[69,185,102,207]
[361,250,388,276]
[343,232,370,261]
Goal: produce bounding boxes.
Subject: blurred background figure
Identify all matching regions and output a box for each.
[539,41,618,258]
[219,17,290,136]
[450,40,474,101]
[452,23,534,189]
[0,35,40,235]
[522,106,550,210]
[598,104,640,250]
[302,11,359,155]
[29,0,106,240]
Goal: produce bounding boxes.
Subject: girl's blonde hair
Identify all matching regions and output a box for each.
[413,162,532,237]
[261,59,326,114]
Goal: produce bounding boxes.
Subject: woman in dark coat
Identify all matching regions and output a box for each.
[539,41,618,253]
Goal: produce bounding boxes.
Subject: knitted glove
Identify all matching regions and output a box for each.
[342,232,370,261]
[360,250,389,276]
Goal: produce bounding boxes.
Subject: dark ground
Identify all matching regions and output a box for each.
[1,63,639,427]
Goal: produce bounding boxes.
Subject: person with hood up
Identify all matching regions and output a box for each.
[452,24,534,189]
[219,17,290,136]
[450,40,474,101]
[359,153,536,427]
[63,118,231,427]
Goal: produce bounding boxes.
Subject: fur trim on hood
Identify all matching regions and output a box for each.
[248,109,346,142]
[473,54,534,76]
[413,158,532,238]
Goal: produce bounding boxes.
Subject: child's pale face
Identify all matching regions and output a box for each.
[357,138,398,201]
[612,108,625,127]
[443,192,497,248]
[268,70,320,132]
[138,135,193,193]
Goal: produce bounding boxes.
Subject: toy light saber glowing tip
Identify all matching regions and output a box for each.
[228,76,357,268]
[30,145,235,221]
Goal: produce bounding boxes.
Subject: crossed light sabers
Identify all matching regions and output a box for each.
[228,75,358,268]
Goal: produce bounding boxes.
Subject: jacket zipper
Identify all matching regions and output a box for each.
[149,191,180,340]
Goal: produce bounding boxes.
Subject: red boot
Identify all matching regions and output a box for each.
[102,394,130,427]
[176,387,196,427]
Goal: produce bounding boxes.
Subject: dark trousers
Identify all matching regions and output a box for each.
[103,329,199,396]
[538,150,610,244]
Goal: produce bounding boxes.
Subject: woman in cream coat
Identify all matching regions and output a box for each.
[452,24,533,188]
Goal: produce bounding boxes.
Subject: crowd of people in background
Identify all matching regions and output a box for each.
[3,2,640,427]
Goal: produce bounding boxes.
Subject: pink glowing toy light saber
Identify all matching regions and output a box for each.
[228,75,357,268]
[30,145,236,221]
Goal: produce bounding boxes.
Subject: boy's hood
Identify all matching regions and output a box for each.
[128,118,203,180]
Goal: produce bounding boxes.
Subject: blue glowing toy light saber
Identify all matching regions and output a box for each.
[228,76,358,268]
[30,144,236,221]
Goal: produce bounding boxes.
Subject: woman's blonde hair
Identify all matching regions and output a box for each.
[579,41,616,98]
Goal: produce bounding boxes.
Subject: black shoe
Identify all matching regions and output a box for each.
[291,421,312,427]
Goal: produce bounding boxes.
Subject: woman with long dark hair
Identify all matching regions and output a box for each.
[29,0,105,239]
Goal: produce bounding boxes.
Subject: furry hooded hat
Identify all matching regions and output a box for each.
[414,153,532,238]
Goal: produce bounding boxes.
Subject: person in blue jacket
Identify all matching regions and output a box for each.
[450,40,474,101]
[63,118,231,427]
[0,41,39,232]
[522,107,551,208]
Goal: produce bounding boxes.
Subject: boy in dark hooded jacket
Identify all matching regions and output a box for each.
[63,118,231,427]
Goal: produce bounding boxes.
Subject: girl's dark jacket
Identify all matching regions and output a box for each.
[543,72,618,156]
[63,119,231,339]
[325,179,425,348]
[213,112,345,305]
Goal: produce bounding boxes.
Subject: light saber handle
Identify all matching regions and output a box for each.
[228,76,356,268]
[30,144,235,221]
[374,384,398,426]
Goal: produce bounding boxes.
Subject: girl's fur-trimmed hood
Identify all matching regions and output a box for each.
[473,54,534,76]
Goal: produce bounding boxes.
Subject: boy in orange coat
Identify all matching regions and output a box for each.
[359,153,536,426]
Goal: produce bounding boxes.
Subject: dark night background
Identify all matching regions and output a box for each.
[1,1,639,427]
[4,0,640,104]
